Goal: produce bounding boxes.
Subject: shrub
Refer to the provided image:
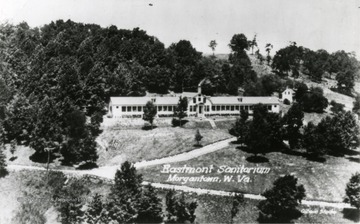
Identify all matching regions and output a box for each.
[283,98,291,105]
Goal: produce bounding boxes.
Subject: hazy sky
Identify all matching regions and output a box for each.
[1,0,359,56]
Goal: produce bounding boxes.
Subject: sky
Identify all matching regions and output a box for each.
[1,0,359,57]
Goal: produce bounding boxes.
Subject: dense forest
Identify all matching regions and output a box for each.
[0,20,359,165]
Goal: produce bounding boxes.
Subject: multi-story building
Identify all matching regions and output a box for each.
[108,83,280,118]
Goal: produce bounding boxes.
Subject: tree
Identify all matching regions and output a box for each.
[194,129,203,146]
[137,185,163,223]
[272,42,304,77]
[229,34,249,54]
[0,144,8,177]
[294,83,308,102]
[229,109,249,145]
[283,103,304,149]
[300,87,328,113]
[244,104,283,157]
[353,95,360,117]
[174,97,188,127]
[330,100,345,114]
[230,193,244,224]
[345,172,360,210]
[143,101,157,129]
[249,34,258,55]
[265,43,273,65]
[318,112,360,154]
[56,180,90,224]
[302,122,328,158]
[83,194,106,224]
[165,190,197,223]
[258,175,306,222]
[209,40,217,57]
[303,112,360,156]
[106,161,143,223]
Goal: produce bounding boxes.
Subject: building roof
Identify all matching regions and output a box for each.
[110,96,279,106]
[209,96,279,105]
[110,97,152,105]
[181,92,198,98]
[110,96,179,105]
[282,88,295,93]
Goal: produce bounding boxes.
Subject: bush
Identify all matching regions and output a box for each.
[283,98,291,105]
[345,172,360,209]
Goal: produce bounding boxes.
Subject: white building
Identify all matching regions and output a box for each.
[109,84,280,118]
[281,87,295,103]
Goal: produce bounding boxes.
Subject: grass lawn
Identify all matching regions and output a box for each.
[138,146,360,202]
[96,126,232,166]
[156,190,358,223]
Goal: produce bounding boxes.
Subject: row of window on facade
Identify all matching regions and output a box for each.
[116,104,276,113]
[116,105,175,112]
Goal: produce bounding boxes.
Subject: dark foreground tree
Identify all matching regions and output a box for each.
[353,95,360,117]
[143,101,157,129]
[165,190,197,223]
[137,185,163,223]
[0,144,8,177]
[174,96,188,127]
[258,175,306,223]
[231,193,244,224]
[345,172,360,210]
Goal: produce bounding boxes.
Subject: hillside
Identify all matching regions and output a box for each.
[248,53,356,111]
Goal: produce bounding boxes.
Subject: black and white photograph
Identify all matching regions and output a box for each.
[0,0,360,223]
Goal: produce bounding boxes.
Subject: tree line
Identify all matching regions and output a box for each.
[0,20,359,166]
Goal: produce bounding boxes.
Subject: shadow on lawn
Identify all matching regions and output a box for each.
[246,156,269,163]
[30,151,58,164]
[343,208,360,222]
[141,125,158,130]
[171,119,189,127]
[347,157,360,163]
[258,209,302,223]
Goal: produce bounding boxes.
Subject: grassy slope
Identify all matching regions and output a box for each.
[139,145,360,202]
[96,119,232,166]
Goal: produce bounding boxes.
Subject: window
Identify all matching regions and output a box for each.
[133,106,137,112]
[250,106,253,110]
[158,106,162,111]
[212,106,216,111]
[245,106,249,110]
[122,106,126,112]
[267,105,271,110]
[164,106,168,111]
[138,106,142,112]
[231,106,234,111]
[204,98,206,103]
[221,106,225,110]
[127,106,131,112]
[235,106,239,110]
[217,106,221,111]
[198,97,201,102]
[226,106,230,110]
[190,106,193,112]
[193,98,196,103]
[169,106,173,111]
